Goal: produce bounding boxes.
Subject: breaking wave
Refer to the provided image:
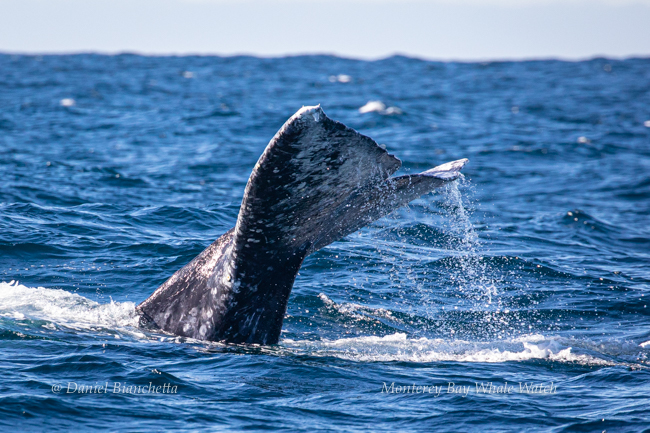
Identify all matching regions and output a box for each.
[3,281,646,368]
[0,280,139,335]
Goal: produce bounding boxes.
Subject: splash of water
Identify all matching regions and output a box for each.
[0,280,141,335]
[365,175,517,340]
[281,332,616,365]
[439,177,498,305]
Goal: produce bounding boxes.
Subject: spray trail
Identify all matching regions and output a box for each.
[440,176,498,306]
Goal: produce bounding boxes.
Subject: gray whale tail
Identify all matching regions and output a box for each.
[137,106,467,344]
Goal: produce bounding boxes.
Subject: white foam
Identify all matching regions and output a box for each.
[0,283,640,367]
[329,74,351,83]
[0,281,139,333]
[282,332,613,365]
[384,106,402,115]
[318,293,397,324]
[359,100,385,113]
[359,100,402,115]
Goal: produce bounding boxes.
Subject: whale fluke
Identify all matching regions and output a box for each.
[137,106,467,344]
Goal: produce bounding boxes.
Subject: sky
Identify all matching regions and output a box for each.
[1,0,649,60]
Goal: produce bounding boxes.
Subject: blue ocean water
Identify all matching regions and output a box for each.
[1,53,649,431]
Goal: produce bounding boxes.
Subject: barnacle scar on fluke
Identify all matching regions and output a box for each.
[136,105,468,344]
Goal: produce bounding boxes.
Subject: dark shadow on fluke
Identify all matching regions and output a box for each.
[136,106,467,344]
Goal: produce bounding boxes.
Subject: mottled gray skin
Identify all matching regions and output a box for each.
[137,106,467,345]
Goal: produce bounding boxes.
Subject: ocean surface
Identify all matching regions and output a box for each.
[1,54,649,431]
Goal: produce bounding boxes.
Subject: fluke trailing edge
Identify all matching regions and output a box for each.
[136,106,467,345]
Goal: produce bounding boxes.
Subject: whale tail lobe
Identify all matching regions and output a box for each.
[137,106,467,344]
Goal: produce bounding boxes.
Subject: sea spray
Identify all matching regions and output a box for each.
[439,176,498,306]
[438,178,547,341]
[365,175,522,340]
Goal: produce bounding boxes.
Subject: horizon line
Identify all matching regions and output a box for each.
[2,50,649,63]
